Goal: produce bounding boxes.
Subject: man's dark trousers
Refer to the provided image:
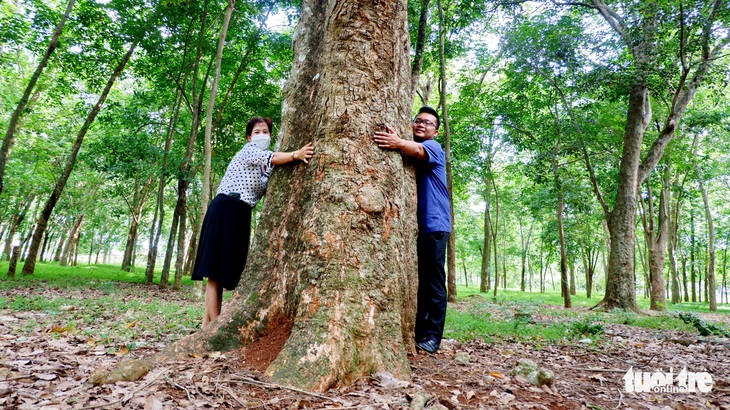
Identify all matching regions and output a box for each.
[415,231,449,346]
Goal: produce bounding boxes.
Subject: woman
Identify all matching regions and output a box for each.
[192,116,314,326]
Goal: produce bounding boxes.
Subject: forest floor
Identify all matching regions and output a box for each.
[1,282,729,409]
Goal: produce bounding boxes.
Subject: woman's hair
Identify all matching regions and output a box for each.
[245,117,273,137]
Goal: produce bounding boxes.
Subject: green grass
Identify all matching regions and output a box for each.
[2,262,728,348]
[445,286,730,344]
[0,261,196,289]
[0,260,205,349]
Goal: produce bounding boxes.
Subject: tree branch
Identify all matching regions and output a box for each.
[591,0,630,46]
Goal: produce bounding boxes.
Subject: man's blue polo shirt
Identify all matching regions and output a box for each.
[416,139,451,233]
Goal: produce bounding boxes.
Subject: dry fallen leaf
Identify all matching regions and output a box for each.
[144,395,163,410]
[33,373,57,381]
[490,371,505,379]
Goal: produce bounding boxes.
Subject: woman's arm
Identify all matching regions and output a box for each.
[271,142,315,165]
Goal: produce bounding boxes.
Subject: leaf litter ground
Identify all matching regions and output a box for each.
[1,283,729,409]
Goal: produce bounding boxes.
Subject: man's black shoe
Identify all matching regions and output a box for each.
[416,339,438,353]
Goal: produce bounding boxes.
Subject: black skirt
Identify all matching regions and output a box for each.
[191,194,252,290]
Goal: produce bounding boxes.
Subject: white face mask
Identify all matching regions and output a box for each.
[251,135,271,150]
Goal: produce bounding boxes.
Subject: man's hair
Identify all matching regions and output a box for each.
[245,117,273,137]
[418,106,440,129]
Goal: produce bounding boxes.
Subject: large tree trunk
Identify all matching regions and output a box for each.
[21,41,139,275]
[599,84,649,311]
[0,0,76,196]
[117,0,416,392]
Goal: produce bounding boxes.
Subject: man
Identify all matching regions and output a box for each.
[372,106,451,354]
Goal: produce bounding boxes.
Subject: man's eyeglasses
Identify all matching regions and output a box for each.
[413,118,436,128]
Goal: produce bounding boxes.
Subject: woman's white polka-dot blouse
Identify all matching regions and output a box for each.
[217,142,274,207]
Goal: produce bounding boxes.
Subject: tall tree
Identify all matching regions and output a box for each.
[21,39,140,275]
[585,0,730,310]
[0,0,76,196]
[693,134,718,311]
[410,0,432,101]
[437,0,457,303]
[110,0,418,391]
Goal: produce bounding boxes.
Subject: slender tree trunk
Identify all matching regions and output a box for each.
[550,122,570,308]
[133,0,417,391]
[640,174,668,311]
[519,218,533,292]
[691,210,696,302]
[60,214,83,267]
[491,176,499,297]
[667,163,685,304]
[164,2,211,290]
[2,198,33,259]
[411,0,431,102]
[569,261,576,296]
[0,0,76,195]
[40,230,52,262]
[649,178,669,310]
[682,257,691,302]
[146,91,181,284]
[722,231,728,304]
[480,188,491,292]
[695,161,717,311]
[160,206,180,287]
[21,40,139,275]
[200,0,234,221]
[172,218,187,290]
[181,0,234,294]
[437,0,456,303]
[88,231,95,265]
[53,230,67,262]
[121,216,140,271]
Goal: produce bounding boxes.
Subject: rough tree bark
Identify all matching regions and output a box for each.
[100,0,417,392]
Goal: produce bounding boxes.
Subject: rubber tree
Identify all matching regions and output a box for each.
[586,0,730,311]
[102,0,418,392]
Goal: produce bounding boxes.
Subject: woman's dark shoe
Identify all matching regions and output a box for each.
[415,339,439,353]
